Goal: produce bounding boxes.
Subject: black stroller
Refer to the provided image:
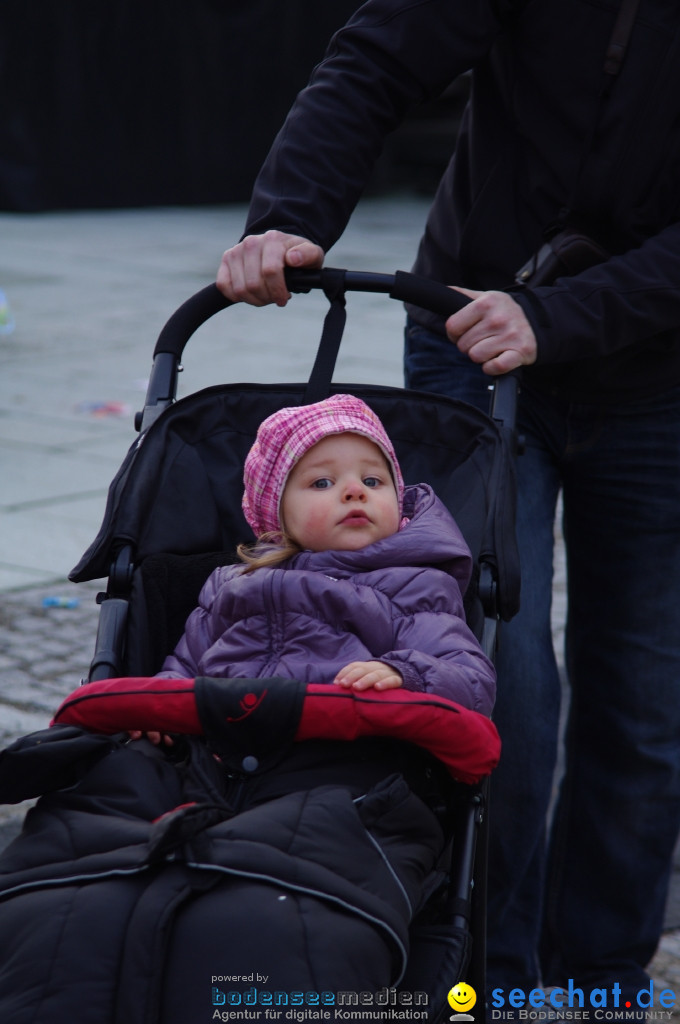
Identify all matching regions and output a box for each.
[0,270,519,1024]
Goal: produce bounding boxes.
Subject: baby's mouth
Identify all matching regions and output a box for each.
[340,510,371,525]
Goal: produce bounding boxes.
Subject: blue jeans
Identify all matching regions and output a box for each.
[405,320,680,996]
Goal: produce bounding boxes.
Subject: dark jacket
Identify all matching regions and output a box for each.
[245,0,680,402]
[158,484,496,716]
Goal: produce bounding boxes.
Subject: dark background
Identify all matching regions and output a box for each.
[0,1,468,212]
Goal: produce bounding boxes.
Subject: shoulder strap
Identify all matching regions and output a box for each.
[604,0,641,83]
[560,0,641,224]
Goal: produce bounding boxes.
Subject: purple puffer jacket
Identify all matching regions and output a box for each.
[158,484,496,715]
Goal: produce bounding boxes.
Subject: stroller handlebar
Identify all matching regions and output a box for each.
[151,268,470,360]
[137,269,478,432]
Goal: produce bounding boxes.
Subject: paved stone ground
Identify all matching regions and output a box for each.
[0,579,101,834]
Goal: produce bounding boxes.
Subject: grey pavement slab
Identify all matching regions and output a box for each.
[1,199,425,591]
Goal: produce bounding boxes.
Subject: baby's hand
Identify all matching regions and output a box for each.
[333,661,403,691]
[128,730,174,747]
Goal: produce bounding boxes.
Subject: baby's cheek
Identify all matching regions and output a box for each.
[305,509,328,530]
[298,508,333,548]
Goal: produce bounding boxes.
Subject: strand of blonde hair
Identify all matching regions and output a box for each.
[236,531,302,572]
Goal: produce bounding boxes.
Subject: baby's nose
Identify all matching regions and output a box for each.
[343,479,366,500]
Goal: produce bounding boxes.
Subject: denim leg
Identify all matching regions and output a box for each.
[485,393,564,992]
[404,317,494,412]
[541,391,680,991]
[405,320,565,988]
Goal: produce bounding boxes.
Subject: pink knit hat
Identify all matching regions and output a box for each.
[242,394,405,537]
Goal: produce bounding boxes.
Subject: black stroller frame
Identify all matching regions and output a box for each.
[68,268,520,1022]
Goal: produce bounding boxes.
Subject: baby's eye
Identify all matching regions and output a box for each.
[363,476,381,488]
[311,478,333,489]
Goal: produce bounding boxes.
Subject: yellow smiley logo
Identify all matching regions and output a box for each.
[447,984,477,1013]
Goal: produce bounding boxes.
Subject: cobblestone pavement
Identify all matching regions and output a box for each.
[0,579,102,834]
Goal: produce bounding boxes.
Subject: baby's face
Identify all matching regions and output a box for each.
[280,433,400,552]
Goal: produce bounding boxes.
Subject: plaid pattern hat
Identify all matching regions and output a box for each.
[242,394,405,537]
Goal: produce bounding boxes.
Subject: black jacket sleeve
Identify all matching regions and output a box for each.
[244,0,510,251]
[515,220,680,366]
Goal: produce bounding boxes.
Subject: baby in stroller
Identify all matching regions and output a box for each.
[0,394,499,1021]
[127,394,497,988]
[150,393,495,709]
